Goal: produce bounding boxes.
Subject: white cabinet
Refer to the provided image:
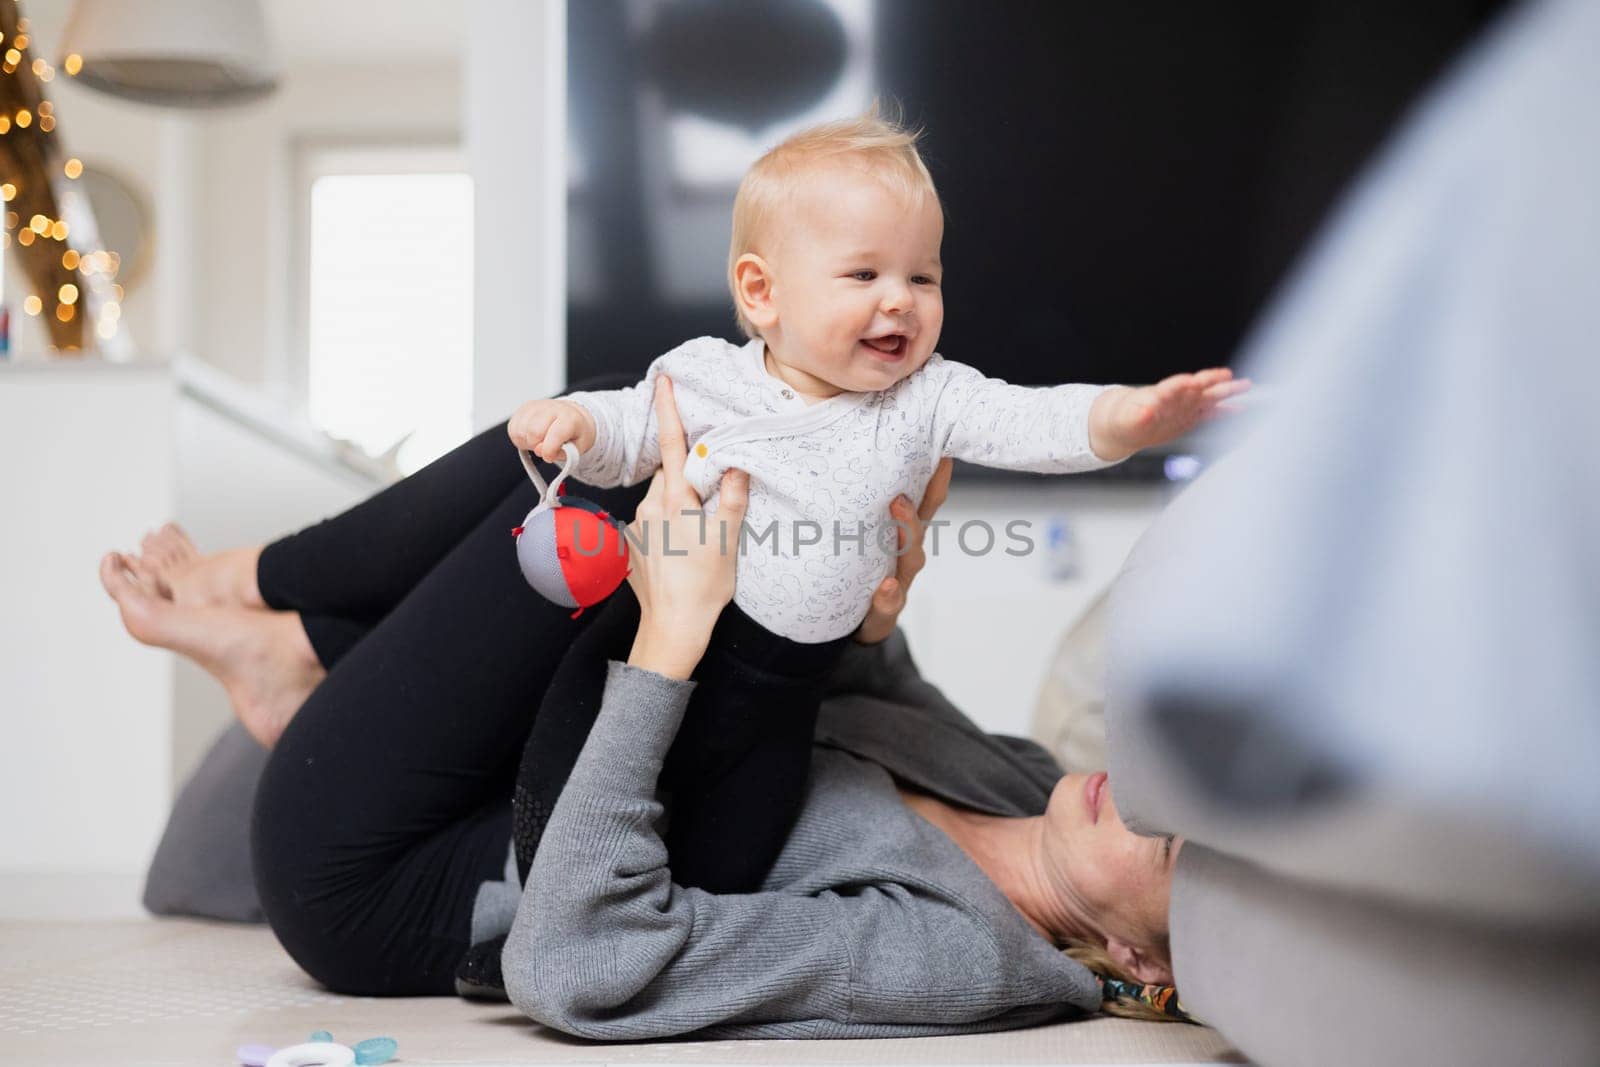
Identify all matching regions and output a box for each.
[0,360,176,917]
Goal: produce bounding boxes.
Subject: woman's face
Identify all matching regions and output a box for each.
[1042,772,1182,983]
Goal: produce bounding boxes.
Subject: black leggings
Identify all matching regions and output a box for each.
[250,385,837,996]
[512,580,844,889]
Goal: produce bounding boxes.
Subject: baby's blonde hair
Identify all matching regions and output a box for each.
[727,101,940,339]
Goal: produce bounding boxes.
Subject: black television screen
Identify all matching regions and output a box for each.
[566,0,1503,393]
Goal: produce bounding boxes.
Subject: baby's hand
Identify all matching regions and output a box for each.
[1088,368,1250,462]
[508,398,598,462]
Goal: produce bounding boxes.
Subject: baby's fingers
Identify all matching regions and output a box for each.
[1203,378,1252,402]
[535,415,577,460]
[1160,368,1231,401]
[1154,372,1196,396]
[509,402,551,448]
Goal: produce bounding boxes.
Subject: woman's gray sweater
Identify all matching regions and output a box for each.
[497,631,1102,1040]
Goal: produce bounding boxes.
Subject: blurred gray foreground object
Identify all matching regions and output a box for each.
[1107,0,1600,1063]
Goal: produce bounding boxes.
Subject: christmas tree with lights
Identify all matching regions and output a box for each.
[0,2,124,355]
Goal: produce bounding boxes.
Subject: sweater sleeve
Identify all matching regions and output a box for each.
[501,661,857,1039]
[927,357,1118,473]
[559,362,666,488]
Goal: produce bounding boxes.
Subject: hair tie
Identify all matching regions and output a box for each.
[1099,976,1196,1023]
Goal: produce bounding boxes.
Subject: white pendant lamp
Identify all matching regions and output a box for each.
[57,0,279,108]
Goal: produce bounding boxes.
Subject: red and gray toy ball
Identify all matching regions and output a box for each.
[515,443,630,616]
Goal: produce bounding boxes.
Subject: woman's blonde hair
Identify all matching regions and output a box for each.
[1062,938,1188,1024]
[727,100,940,339]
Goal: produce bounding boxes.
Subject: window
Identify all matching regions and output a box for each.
[300,144,473,475]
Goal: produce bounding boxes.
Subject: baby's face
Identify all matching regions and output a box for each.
[761,166,944,395]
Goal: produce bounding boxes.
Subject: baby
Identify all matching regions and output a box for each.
[505,108,1244,892]
[513,110,1243,642]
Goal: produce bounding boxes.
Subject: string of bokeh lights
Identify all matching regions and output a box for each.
[0,13,123,345]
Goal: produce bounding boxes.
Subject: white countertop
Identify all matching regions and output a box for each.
[0,353,173,375]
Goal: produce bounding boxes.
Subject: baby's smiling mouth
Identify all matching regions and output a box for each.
[862,334,908,357]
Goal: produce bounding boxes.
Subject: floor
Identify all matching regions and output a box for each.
[0,919,1245,1066]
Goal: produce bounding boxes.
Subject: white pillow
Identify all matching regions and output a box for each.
[1028,587,1110,774]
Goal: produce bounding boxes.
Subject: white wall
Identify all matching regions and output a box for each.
[466,0,567,426]
[898,481,1168,737]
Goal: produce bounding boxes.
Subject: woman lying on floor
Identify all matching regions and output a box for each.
[101,377,1186,1039]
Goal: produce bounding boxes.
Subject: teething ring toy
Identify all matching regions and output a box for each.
[264,1041,355,1067]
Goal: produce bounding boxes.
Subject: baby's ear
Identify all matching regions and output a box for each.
[733,253,779,330]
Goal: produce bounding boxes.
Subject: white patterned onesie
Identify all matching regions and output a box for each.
[563,336,1115,643]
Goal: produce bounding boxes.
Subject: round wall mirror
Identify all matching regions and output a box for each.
[77,163,154,292]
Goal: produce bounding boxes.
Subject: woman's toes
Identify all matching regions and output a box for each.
[137,523,198,591]
[127,553,172,598]
[100,552,139,597]
[100,553,169,647]
[160,522,199,563]
[154,538,181,570]
[98,551,125,594]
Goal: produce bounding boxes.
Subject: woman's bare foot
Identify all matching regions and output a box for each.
[138,523,265,610]
[100,552,323,748]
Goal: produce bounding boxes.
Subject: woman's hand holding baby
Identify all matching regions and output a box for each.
[626,376,750,682]
[1087,368,1251,462]
[853,457,953,646]
[508,398,599,462]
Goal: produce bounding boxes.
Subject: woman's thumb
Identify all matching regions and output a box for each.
[717,468,750,521]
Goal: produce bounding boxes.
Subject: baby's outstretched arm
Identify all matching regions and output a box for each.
[931,357,1251,474]
[1086,368,1251,462]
